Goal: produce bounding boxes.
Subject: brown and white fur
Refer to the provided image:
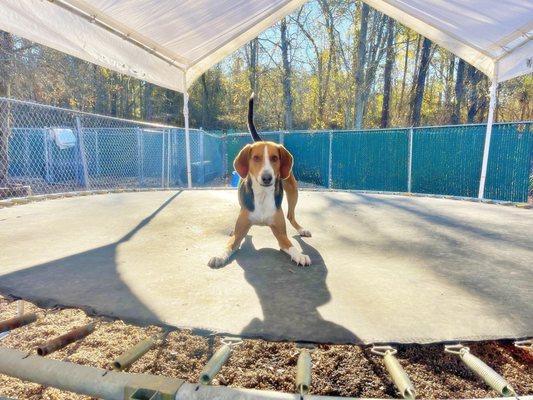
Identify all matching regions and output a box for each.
[208,95,311,268]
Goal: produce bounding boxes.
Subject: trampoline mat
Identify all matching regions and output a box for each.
[1,189,532,344]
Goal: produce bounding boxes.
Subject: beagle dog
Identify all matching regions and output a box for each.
[208,94,311,268]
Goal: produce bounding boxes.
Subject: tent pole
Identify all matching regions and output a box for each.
[478,64,498,199]
[183,74,192,188]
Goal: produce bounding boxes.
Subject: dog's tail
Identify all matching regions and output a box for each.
[248,92,262,142]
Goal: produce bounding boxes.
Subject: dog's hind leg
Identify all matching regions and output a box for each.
[283,174,311,237]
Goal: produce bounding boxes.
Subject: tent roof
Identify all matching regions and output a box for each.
[0,0,531,93]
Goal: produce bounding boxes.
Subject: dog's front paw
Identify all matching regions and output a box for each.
[298,228,312,237]
[208,255,228,268]
[284,247,311,267]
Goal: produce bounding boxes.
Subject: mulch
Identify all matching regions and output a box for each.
[0,296,531,400]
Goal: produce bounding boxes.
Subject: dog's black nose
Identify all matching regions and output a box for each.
[261,173,273,185]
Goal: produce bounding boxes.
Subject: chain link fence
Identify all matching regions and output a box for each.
[0,97,225,198]
[1,97,531,202]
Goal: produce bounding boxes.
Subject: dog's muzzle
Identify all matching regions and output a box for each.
[260,172,273,186]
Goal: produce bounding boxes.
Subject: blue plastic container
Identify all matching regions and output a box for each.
[231,171,241,187]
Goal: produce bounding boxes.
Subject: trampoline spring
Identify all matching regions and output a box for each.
[17,300,24,316]
[444,344,515,397]
[199,343,233,385]
[296,349,312,396]
[514,339,532,350]
[37,322,96,356]
[371,346,415,400]
[0,312,38,334]
[112,333,164,370]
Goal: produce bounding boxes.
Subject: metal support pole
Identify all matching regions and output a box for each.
[478,64,498,199]
[328,131,333,189]
[183,75,192,188]
[407,128,413,193]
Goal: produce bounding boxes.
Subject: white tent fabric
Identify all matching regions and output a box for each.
[1,0,531,92]
[0,0,308,92]
[364,0,533,83]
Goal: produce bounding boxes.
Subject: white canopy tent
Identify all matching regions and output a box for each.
[0,0,531,195]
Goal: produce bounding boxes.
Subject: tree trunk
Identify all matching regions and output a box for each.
[0,31,13,186]
[410,37,432,126]
[466,65,482,123]
[200,74,209,128]
[94,65,107,114]
[280,18,293,130]
[380,17,395,128]
[248,38,259,94]
[451,58,465,124]
[143,82,153,121]
[444,56,455,115]
[397,29,410,117]
[353,3,369,129]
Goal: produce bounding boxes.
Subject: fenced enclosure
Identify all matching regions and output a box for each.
[1,97,532,202]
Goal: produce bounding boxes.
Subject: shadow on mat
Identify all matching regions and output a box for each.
[0,191,182,327]
[234,235,359,344]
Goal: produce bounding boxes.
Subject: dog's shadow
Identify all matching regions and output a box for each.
[226,235,359,343]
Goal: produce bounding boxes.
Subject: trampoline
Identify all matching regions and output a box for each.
[0,189,531,344]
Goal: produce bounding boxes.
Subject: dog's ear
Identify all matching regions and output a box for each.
[278,145,294,180]
[234,144,252,178]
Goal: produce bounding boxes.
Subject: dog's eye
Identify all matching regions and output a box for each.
[253,155,261,162]
[271,155,278,162]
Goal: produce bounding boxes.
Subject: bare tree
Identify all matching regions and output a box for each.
[451,58,465,124]
[410,37,432,126]
[200,73,209,128]
[397,29,410,117]
[245,38,259,94]
[466,64,483,123]
[353,3,369,129]
[280,17,293,129]
[380,16,395,128]
[293,5,334,126]
[353,6,387,128]
[0,31,13,187]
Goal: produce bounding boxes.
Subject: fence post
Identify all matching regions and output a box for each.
[94,128,100,176]
[199,131,205,185]
[136,127,142,187]
[75,116,89,189]
[161,129,165,188]
[328,131,333,189]
[407,127,413,193]
[280,131,285,145]
[222,130,228,179]
[166,129,171,188]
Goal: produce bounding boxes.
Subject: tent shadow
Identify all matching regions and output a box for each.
[235,235,360,344]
